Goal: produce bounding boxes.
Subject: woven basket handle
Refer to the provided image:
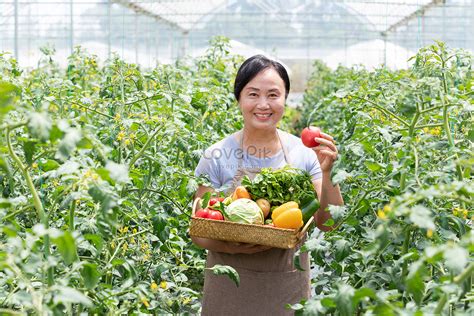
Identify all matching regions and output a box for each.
[298,215,314,240]
[192,197,202,216]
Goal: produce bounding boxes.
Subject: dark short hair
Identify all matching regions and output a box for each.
[234,55,290,101]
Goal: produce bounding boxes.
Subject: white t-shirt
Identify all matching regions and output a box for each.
[195,130,322,192]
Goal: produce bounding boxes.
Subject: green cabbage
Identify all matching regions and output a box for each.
[225,198,264,224]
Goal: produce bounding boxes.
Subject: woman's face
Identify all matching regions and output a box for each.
[238,67,286,132]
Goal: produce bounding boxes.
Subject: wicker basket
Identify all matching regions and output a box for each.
[189,198,314,249]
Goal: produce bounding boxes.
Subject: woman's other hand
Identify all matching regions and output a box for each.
[311,132,338,173]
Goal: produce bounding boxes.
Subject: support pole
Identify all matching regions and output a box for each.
[108,0,111,58]
[70,0,74,54]
[14,0,18,60]
[135,11,138,63]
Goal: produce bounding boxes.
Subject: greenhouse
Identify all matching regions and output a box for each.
[0,0,473,315]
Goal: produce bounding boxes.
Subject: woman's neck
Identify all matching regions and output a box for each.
[241,127,280,157]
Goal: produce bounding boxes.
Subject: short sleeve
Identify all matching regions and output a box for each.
[194,149,222,189]
[305,148,322,181]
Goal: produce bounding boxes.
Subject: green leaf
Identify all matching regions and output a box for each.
[444,246,468,274]
[51,231,78,265]
[28,112,52,141]
[335,284,355,316]
[409,205,435,230]
[207,264,240,287]
[0,198,12,209]
[323,218,334,227]
[53,286,92,306]
[353,287,375,304]
[152,214,170,243]
[105,161,129,184]
[49,124,64,142]
[335,89,349,98]
[84,233,104,253]
[320,297,336,308]
[38,159,60,171]
[332,170,352,184]
[23,141,36,165]
[201,191,211,210]
[56,128,81,161]
[88,184,118,212]
[373,303,395,316]
[364,160,383,172]
[77,137,93,149]
[81,263,101,290]
[406,261,425,305]
[95,168,112,184]
[328,205,347,221]
[0,81,20,119]
[335,239,350,261]
[0,155,10,175]
[293,252,306,271]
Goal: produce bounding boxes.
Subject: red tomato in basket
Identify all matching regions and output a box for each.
[208,198,219,206]
[195,209,209,218]
[207,209,224,221]
[195,208,223,221]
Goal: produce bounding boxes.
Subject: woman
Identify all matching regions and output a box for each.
[192,55,343,315]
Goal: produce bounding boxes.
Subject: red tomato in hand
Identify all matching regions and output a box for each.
[301,127,321,148]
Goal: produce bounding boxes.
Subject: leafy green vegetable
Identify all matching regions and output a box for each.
[225,199,264,224]
[242,165,315,206]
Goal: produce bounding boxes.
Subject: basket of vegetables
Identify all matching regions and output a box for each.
[189,167,320,249]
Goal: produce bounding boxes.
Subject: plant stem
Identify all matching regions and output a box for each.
[124,94,161,106]
[435,294,448,314]
[401,226,413,280]
[415,123,444,129]
[70,101,114,119]
[69,199,76,232]
[454,263,474,285]
[354,96,410,127]
[399,107,421,191]
[440,94,464,181]
[116,228,150,241]
[6,124,53,286]
[129,127,162,167]
[413,146,422,187]
[420,103,459,114]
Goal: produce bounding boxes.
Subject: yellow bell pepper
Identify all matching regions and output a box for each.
[272,202,304,229]
[272,201,298,220]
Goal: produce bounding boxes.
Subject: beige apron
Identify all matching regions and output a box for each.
[201,130,311,316]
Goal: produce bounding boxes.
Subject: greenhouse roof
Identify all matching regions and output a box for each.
[1,0,473,71]
[116,0,437,33]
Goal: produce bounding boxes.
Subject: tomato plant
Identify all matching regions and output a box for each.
[292,41,473,315]
[0,38,472,315]
[0,37,243,314]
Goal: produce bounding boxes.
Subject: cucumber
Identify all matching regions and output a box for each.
[301,196,320,224]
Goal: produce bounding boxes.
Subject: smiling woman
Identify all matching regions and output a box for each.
[191,55,343,315]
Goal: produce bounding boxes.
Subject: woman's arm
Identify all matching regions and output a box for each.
[310,131,344,231]
[312,177,343,231]
[191,185,271,254]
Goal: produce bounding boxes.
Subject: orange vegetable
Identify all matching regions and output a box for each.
[232,186,251,200]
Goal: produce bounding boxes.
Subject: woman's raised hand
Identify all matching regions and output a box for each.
[311,132,338,173]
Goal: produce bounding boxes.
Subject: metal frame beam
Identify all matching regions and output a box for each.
[381,0,446,35]
[111,0,184,32]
